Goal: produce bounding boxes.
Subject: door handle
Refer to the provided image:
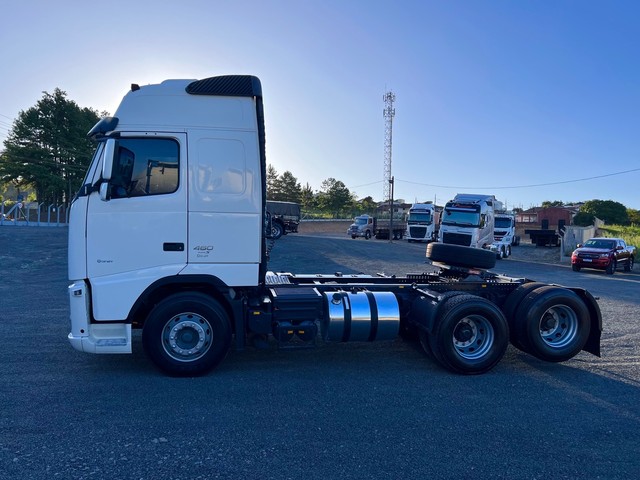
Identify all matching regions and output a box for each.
[163,243,184,252]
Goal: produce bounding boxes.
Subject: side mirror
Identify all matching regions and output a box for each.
[99,183,110,202]
[576,243,583,248]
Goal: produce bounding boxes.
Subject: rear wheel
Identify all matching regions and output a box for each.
[143,292,232,376]
[513,286,590,362]
[428,295,509,375]
[501,282,546,352]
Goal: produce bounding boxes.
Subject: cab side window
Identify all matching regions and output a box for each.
[111,138,179,198]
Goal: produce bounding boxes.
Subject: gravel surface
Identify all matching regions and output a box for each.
[1,227,639,480]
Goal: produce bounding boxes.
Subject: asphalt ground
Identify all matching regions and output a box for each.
[1,227,639,480]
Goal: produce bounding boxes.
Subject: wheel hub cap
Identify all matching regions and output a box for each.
[163,313,213,361]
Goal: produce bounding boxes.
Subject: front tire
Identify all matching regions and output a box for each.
[624,257,634,272]
[428,295,509,375]
[606,259,616,275]
[143,292,232,376]
[271,222,284,240]
[572,264,581,272]
[365,230,371,240]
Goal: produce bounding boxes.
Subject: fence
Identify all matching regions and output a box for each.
[0,202,69,227]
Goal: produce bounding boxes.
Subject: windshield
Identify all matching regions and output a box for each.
[584,239,615,249]
[442,210,480,227]
[355,217,369,225]
[495,217,512,228]
[408,212,432,224]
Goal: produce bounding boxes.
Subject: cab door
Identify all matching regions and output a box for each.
[86,133,187,320]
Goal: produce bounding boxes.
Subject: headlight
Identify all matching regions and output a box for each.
[599,253,610,258]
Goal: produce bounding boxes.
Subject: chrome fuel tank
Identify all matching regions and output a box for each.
[322,291,400,342]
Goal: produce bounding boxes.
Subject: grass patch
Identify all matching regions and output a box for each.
[599,225,640,247]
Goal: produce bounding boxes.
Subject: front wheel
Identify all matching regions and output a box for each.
[271,222,284,240]
[428,295,509,375]
[143,292,232,376]
[365,230,371,240]
[624,257,634,272]
[606,259,616,275]
[572,264,581,272]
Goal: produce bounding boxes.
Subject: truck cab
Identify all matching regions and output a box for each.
[406,203,440,242]
[68,76,266,356]
[439,194,496,249]
[348,215,375,239]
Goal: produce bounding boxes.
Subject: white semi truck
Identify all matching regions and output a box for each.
[492,211,521,259]
[67,75,601,377]
[406,203,440,242]
[439,194,498,249]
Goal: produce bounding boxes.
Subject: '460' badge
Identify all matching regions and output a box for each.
[193,245,213,257]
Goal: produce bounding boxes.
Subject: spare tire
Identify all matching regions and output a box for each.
[427,243,496,270]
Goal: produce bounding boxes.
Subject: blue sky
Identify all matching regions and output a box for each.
[1,0,638,209]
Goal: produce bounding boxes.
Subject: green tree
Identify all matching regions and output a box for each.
[572,211,595,227]
[266,164,281,199]
[317,177,354,218]
[580,199,628,225]
[0,89,101,205]
[300,182,316,211]
[541,200,565,208]
[627,208,640,225]
[355,195,377,215]
[273,170,301,203]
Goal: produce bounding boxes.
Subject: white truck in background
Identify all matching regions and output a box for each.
[65,75,601,377]
[492,211,520,259]
[439,194,498,250]
[438,194,515,259]
[406,203,441,243]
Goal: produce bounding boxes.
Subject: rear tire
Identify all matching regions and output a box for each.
[501,282,546,352]
[513,286,590,363]
[428,295,509,375]
[143,292,232,376]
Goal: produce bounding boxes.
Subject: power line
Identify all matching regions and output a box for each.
[395,168,640,190]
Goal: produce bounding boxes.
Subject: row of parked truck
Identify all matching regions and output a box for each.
[349,194,520,259]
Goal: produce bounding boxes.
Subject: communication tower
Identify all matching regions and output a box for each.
[382,91,396,202]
